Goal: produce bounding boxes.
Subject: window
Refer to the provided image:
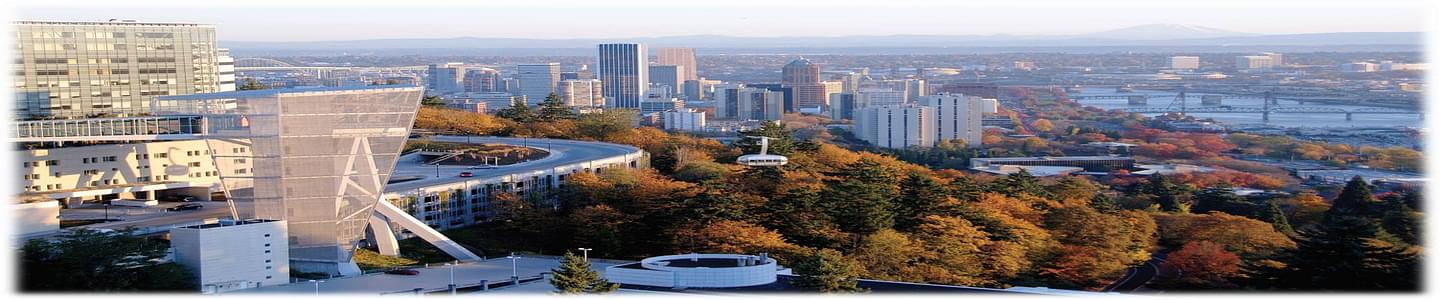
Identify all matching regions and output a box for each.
[154,153,167,158]
[103,156,117,162]
[188,162,201,167]
[45,160,58,166]
[264,243,271,247]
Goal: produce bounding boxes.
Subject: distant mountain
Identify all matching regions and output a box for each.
[1076,24,1257,40]
[221,24,1420,55]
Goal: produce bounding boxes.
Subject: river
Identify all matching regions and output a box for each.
[1069,88,1422,129]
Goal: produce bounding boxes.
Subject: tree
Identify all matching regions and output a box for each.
[22,228,196,291]
[1029,118,1055,132]
[1260,201,1297,236]
[1331,176,1374,217]
[549,251,619,294]
[1138,174,1188,213]
[495,98,535,123]
[1246,213,1419,291]
[1161,241,1241,289]
[894,172,954,231]
[536,93,576,121]
[735,122,797,156]
[421,95,446,108]
[987,169,1053,199]
[1379,193,1420,246]
[790,249,866,293]
[237,78,267,90]
[822,158,901,235]
[1089,192,1121,213]
[574,109,637,139]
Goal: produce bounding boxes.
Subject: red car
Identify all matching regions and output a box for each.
[384,269,420,275]
[459,172,473,177]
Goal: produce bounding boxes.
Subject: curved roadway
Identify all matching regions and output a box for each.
[385,136,643,192]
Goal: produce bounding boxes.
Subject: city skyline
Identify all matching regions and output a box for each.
[14,0,1427,42]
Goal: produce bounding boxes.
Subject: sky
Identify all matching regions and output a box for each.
[9,0,1432,42]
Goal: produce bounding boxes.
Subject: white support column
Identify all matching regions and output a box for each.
[367,214,401,256]
[373,200,482,261]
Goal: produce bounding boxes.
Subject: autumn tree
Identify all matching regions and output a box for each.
[1160,241,1241,289]
[987,169,1054,199]
[1029,118,1055,133]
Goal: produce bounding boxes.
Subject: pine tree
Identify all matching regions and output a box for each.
[822,158,900,235]
[1139,174,1187,213]
[536,93,576,121]
[1089,192,1121,213]
[987,169,1053,199]
[895,172,952,231]
[1380,194,1419,246]
[947,176,984,202]
[1245,215,1418,291]
[1331,176,1374,217]
[790,249,866,293]
[1260,201,1296,236]
[549,251,619,294]
[735,122,796,155]
[496,98,534,123]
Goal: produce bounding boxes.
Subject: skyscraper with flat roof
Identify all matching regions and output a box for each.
[654,47,698,81]
[598,43,647,108]
[13,20,228,119]
[782,58,826,111]
[1170,56,1200,70]
[648,64,684,95]
[426,63,465,95]
[516,63,560,104]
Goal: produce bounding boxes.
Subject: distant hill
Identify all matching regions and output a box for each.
[221,24,1421,55]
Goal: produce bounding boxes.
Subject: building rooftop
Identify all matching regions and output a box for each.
[155,85,421,100]
[14,20,213,27]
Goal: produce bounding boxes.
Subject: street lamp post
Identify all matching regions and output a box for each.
[506,253,520,282]
[577,248,592,262]
[448,262,457,295]
[308,279,324,295]
[103,203,110,221]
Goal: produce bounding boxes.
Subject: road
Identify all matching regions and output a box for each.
[241,257,624,294]
[386,136,642,192]
[61,201,233,234]
[1101,254,1173,293]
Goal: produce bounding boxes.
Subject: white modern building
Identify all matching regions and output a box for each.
[904,79,927,102]
[854,105,936,149]
[606,253,778,289]
[556,79,605,108]
[426,63,466,96]
[1261,52,1284,66]
[662,108,706,132]
[14,201,61,238]
[598,43,648,108]
[720,87,784,121]
[919,93,995,148]
[1235,56,1275,70]
[1170,56,1200,70]
[17,139,233,206]
[516,63,561,104]
[1340,62,1379,73]
[171,219,290,293]
[857,88,906,107]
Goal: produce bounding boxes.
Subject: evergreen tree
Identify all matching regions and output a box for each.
[895,172,953,231]
[947,176,984,202]
[421,95,446,108]
[1260,201,1297,236]
[1245,215,1418,291]
[536,93,576,121]
[549,251,619,294]
[735,122,796,155]
[495,98,535,123]
[1331,176,1374,217]
[1191,187,1256,217]
[822,158,901,235]
[1139,174,1187,213]
[790,249,867,293]
[987,169,1053,199]
[765,188,844,249]
[1380,194,1419,246]
[1089,192,1122,213]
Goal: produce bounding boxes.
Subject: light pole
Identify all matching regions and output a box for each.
[308,279,324,295]
[577,248,592,262]
[506,252,520,281]
[103,203,110,221]
[448,262,457,295]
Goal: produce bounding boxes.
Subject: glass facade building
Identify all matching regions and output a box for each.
[12,20,227,119]
[597,43,647,109]
[153,85,423,272]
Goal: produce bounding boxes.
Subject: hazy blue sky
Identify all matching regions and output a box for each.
[14,1,1429,42]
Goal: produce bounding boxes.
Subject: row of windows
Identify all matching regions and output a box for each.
[20,160,60,168]
[27,58,146,64]
[80,156,118,164]
[28,31,180,39]
[24,43,181,51]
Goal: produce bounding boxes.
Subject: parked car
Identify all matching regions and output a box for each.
[110,199,159,207]
[167,203,204,211]
[163,196,196,202]
[458,171,473,177]
[384,269,420,275]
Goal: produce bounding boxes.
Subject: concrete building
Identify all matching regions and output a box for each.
[746,83,795,113]
[782,58,826,111]
[828,92,856,121]
[730,87,785,121]
[154,85,423,275]
[606,254,778,289]
[969,156,1136,173]
[1261,52,1284,66]
[640,98,684,115]
[445,92,524,112]
[556,79,605,108]
[919,93,994,148]
[662,108,706,132]
[1380,61,1426,71]
[17,139,233,205]
[653,47,698,81]
[463,68,501,93]
[1170,56,1200,70]
[683,79,721,101]
[1340,62,1379,73]
[648,65,684,95]
[217,49,236,92]
[904,79,927,102]
[426,63,466,95]
[1235,56,1274,70]
[854,105,936,149]
[597,43,648,108]
[516,63,561,105]
[13,20,228,119]
[857,88,906,107]
[15,201,61,238]
[170,219,290,293]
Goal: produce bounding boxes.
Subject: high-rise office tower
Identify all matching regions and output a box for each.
[1170,56,1200,70]
[905,79,927,102]
[597,43,647,108]
[782,58,826,111]
[1261,52,1284,66]
[734,87,785,121]
[557,79,605,107]
[828,92,856,121]
[516,63,561,105]
[1235,56,1274,70]
[463,68,501,93]
[425,63,466,95]
[13,20,228,119]
[154,85,423,275]
[654,47,697,81]
[857,88,905,107]
[217,48,236,92]
[648,64,684,95]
